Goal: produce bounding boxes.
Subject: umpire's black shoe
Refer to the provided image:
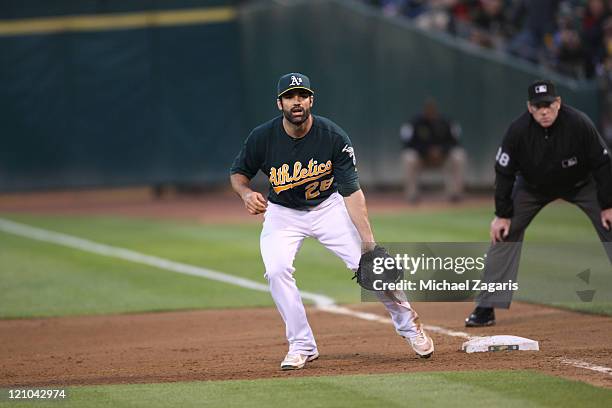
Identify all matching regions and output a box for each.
[465,307,495,327]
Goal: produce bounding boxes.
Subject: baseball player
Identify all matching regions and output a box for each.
[465,79,612,327]
[230,73,434,370]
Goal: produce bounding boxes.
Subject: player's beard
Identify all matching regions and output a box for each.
[283,105,311,126]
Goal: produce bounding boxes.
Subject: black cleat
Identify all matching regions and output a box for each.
[465,307,495,327]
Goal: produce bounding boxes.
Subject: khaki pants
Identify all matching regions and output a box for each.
[402,147,466,200]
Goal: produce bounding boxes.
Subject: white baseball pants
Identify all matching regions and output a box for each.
[260,192,423,356]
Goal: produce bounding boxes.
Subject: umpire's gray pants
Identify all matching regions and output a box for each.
[477,178,612,308]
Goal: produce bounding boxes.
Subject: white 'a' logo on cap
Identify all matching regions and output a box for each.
[535,85,547,94]
[290,75,303,86]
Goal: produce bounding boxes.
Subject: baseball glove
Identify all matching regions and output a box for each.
[352,245,403,291]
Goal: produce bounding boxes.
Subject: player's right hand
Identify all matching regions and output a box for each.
[242,191,268,215]
[490,217,511,243]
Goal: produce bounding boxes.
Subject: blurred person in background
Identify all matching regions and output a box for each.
[376,0,459,30]
[582,0,610,72]
[367,0,611,141]
[400,98,466,203]
[469,0,513,49]
[378,0,405,16]
[367,0,609,80]
[412,0,458,32]
[552,15,591,78]
[507,0,561,63]
[598,17,612,146]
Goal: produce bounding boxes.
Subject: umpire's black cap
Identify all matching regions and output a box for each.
[528,80,558,104]
[277,73,314,98]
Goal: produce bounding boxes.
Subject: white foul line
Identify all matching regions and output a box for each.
[0,218,609,377]
[560,359,612,375]
[0,218,332,307]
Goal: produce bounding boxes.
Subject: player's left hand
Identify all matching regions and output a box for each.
[242,191,268,215]
[601,208,612,231]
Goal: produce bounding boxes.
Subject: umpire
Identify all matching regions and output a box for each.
[465,79,612,327]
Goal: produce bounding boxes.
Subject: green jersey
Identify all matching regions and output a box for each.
[230,115,360,209]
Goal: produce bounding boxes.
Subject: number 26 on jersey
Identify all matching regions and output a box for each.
[305,177,334,199]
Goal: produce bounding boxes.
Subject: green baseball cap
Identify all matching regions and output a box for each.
[277,73,314,98]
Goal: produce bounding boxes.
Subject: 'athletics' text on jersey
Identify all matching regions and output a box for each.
[230,115,360,209]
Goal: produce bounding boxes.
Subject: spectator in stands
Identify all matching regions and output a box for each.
[400,98,467,203]
[553,16,591,78]
[366,0,608,79]
[412,0,458,32]
[364,0,612,138]
[582,0,611,70]
[379,0,405,16]
[401,0,430,18]
[598,17,612,145]
[507,0,561,63]
[469,0,513,50]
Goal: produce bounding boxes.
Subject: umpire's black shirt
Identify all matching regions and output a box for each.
[494,104,612,218]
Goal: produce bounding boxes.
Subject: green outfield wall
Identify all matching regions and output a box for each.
[0,0,244,191]
[0,0,600,191]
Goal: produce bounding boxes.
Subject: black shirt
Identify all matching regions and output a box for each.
[230,115,360,210]
[400,115,460,158]
[494,104,612,217]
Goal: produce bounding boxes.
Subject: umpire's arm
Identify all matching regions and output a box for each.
[582,116,612,229]
[491,131,518,242]
[494,171,515,219]
[491,172,515,242]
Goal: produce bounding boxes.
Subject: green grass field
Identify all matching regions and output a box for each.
[1,202,611,406]
[1,202,610,318]
[1,371,611,408]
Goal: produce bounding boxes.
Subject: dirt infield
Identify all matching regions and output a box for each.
[0,187,492,223]
[1,303,611,388]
